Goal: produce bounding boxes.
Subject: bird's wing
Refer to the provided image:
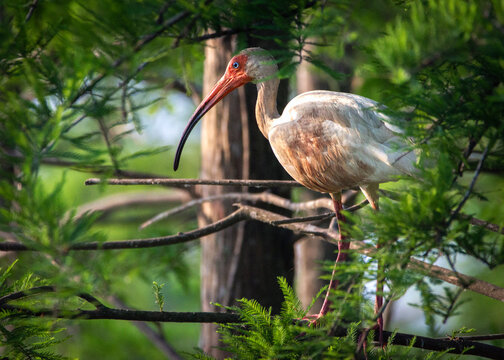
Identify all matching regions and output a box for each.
[269,91,417,191]
[290,91,417,173]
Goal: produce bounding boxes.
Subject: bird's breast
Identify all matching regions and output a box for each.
[268,119,377,193]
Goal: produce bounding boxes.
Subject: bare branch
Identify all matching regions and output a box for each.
[189,29,243,43]
[270,212,334,226]
[25,0,39,22]
[467,216,504,235]
[4,304,241,323]
[238,205,504,303]
[140,191,334,229]
[449,143,491,223]
[69,209,245,251]
[377,329,503,359]
[0,209,243,252]
[140,191,367,229]
[407,258,504,303]
[85,177,303,187]
[75,190,191,219]
[85,178,503,234]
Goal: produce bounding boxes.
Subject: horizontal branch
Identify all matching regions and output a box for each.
[5,304,241,323]
[3,302,502,359]
[85,177,303,187]
[379,329,503,359]
[408,258,504,303]
[2,204,503,303]
[140,191,352,229]
[69,209,246,251]
[467,215,504,235]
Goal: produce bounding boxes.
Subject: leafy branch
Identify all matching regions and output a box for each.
[1,286,503,359]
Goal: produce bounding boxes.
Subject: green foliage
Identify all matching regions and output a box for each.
[199,279,451,359]
[0,0,503,358]
[0,262,67,360]
[350,0,504,336]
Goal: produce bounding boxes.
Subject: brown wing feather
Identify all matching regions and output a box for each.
[268,91,410,193]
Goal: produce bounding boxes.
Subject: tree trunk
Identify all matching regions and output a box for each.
[198,36,294,358]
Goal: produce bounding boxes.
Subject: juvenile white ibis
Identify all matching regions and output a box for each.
[173,48,417,338]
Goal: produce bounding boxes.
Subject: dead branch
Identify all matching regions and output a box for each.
[25,0,39,22]
[467,215,504,235]
[140,191,336,229]
[85,177,303,187]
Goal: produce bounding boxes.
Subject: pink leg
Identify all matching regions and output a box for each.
[375,242,384,345]
[316,193,348,318]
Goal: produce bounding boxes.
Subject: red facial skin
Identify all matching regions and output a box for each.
[173,54,253,170]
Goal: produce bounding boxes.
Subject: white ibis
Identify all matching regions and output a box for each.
[173,48,417,339]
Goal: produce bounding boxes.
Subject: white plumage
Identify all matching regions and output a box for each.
[174,48,417,332]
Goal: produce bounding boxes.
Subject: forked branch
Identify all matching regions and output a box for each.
[1,205,503,303]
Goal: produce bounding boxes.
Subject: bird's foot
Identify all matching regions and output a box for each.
[298,313,325,327]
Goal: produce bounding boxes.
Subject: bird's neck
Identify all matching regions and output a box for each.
[255,78,280,139]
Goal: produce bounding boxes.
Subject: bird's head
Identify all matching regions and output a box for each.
[173,47,277,171]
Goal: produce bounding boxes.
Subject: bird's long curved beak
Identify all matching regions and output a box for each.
[173,72,251,171]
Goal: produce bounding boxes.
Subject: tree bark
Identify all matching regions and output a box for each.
[198,36,294,358]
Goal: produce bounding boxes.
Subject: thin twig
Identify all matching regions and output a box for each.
[71,209,246,250]
[0,286,108,310]
[25,0,39,22]
[449,143,491,224]
[271,212,334,225]
[189,29,243,43]
[407,258,504,303]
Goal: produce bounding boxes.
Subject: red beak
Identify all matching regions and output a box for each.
[173,72,251,171]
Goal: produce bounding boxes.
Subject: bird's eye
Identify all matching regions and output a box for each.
[232,61,239,69]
